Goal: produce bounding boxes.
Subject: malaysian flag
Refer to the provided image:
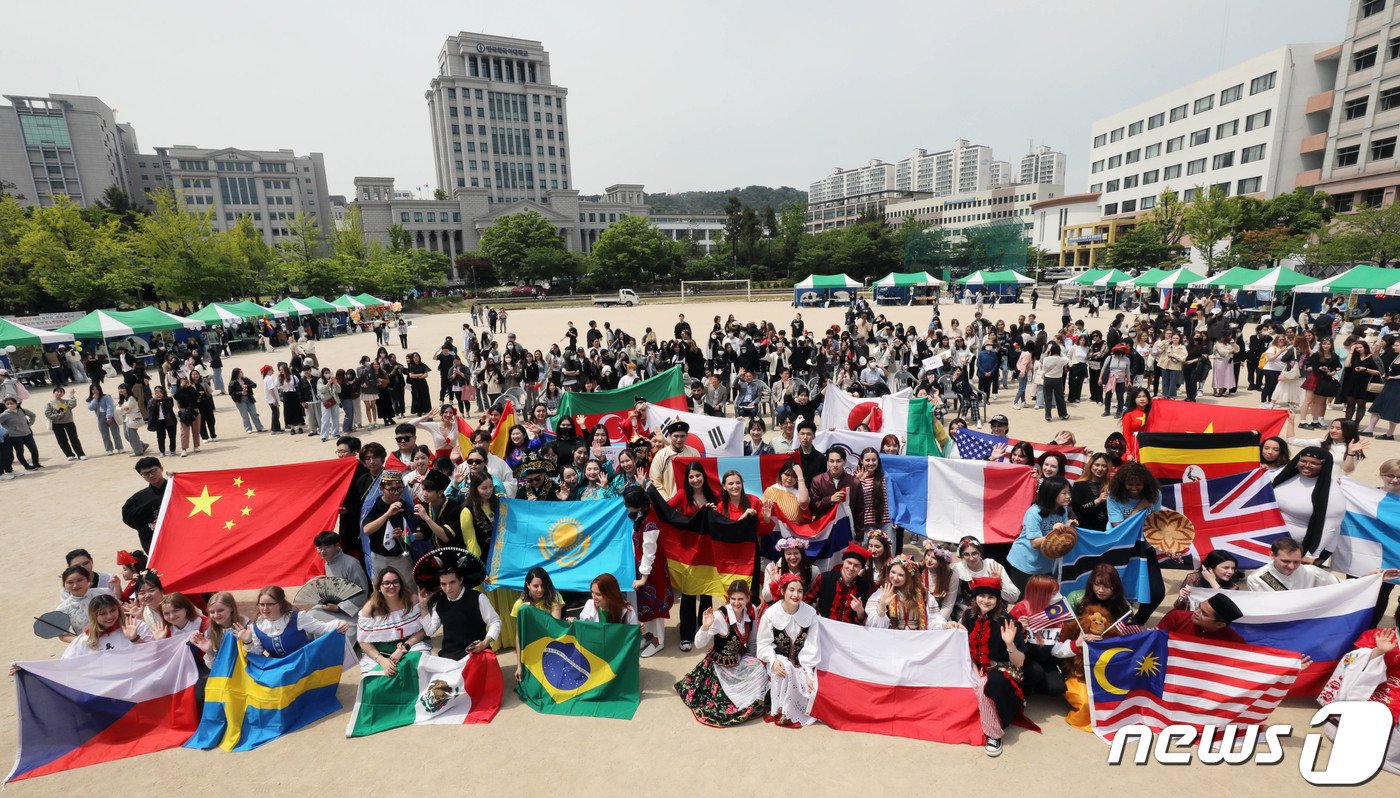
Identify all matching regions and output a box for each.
[1105,611,1144,635]
[1085,630,1302,740]
[952,429,1087,478]
[1160,469,1289,569]
[1022,597,1073,632]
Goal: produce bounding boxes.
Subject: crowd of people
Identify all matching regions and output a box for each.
[16,291,1400,763]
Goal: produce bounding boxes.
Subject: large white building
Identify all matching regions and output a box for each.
[0,94,150,208]
[1020,145,1067,186]
[885,183,1065,237]
[1087,43,1335,217]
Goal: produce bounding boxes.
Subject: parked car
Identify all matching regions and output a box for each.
[511,285,547,297]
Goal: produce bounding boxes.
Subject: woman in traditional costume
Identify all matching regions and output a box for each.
[865,556,950,630]
[622,486,672,657]
[963,576,1027,757]
[756,574,821,728]
[59,594,153,658]
[239,585,348,657]
[675,579,769,727]
[356,568,429,676]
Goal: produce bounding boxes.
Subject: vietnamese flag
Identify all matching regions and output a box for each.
[148,458,359,593]
[555,365,688,443]
[1129,398,1287,460]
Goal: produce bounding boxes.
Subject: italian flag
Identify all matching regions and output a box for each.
[345,650,503,737]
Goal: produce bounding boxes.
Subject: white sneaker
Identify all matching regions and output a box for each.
[180,450,188,458]
[78,455,87,461]
[0,473,13,481]
[66,456,76,461]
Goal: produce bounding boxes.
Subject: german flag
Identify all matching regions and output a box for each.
[647,485,764,597]
[1136,431,1260,483]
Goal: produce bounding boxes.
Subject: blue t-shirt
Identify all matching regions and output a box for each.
[1106,495,1162,527]
[1008,505,1069,575]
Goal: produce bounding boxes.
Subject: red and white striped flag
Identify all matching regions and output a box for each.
[1086,631,1302,739]
[1105,611,1144,636]
[1022,597,1073,633]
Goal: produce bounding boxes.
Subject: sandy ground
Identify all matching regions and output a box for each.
[1,297,1395,795]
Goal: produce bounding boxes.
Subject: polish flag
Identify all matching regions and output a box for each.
[810,618,984,745]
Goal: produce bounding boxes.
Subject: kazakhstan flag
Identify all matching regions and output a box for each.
[485,498,636,592]
[186,631,346,752]
[515,606,640,719]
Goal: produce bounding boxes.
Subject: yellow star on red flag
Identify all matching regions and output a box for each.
[186,485,222,518]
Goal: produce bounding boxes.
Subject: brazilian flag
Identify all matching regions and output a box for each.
[514,606,640,719]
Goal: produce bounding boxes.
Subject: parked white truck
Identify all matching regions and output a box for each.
[591,289,640,307]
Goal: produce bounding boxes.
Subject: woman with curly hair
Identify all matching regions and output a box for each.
[865,557,950,630]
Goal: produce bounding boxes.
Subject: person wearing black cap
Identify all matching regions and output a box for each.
[988,414,1009,438]
[647,419,698,500]
[412,469,465,549]
[962,575,1025,757]
[811,543,873,624]
[418,560,500,660]
[1156,592,1246,644]
[362,471,414,579]
[515,451,560,501]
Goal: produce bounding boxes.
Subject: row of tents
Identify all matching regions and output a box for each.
[794,270,1034,305]
[1061,264,1400,295]
[0,293,391,350]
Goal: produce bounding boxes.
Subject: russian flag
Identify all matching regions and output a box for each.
[809,618,983,745]
[882,454,1035,544]
[7,636,199,782]
[1190,574,1383,695]
[1333,478,1400,577]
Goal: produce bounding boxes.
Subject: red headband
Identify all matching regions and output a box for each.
[117,550,138,566]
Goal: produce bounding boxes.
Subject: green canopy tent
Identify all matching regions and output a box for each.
[270,297,339,316]
[793,274,861,306]
[1128,266,1206,290]
[352,293,390,308]
[1294,265,1400,295]
[0,318,74,349]
[120,307,204,332]
[872,271,944,305]
[227,301,286,319]
[1240,266,1317,292]
[330,294,367,310]
[1059,268,1105,285]
[1069,269,1134,288]
[1187,266,1265,290]
[955,269,1034,285]
[190,302,286,327]
[57,309,202,340]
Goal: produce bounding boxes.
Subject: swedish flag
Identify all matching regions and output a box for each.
[515,606,640,719]
[186,631,346,751]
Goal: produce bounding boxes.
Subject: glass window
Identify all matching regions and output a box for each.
[1170,104,1189,122]
[1194,95,1213,114]
[1372,136,1397,159]
[1121,199,1137,212]
[1106,179,1120,192]
[1184,188,1198,201]
[1355,46,1379,72]
[1110,127,1124,142]
[413,212,423,222]
[1363,0,1386,17]
[1390,36,1400,59]
[1245,109,1271,130]
[1145,143,1162,158]
[1334,193,1354,212]
[1216,120,1239,138]
[1141,194,1156,210]
[1148,112,1165,130]
[1345,96,1370,120]
[1125,149,1141,164]
[1187,158,1207,175]
[1124,175,1139,189]
[1213,183,1232,197]
[1142,169,1159,184]
[1089,183,1103,193]
[1167,136,1185,153]
[1190,128,1210,146]
[1250,72,1277,94]
[1128,120,1144,136]
[1212,152,1234,169]
[399,212,409,222]
[1092,160,1104,173]
[1108,155,1122,168]
[1336,144,1361,167]
[1363,187,1386,207]
[1380,86,1400,111]
[427,212,436,222]
[1237,177,1262,194]
[1221,84,1243,105]
[1103,202,1119,215]
[1241,143,1267,163]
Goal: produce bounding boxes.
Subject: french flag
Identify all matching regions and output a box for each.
[1190,574,1383,695]
[882,454,1036,544]
[809,618,984,745]
[7,637,199,782]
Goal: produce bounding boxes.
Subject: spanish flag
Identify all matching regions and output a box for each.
[186,632,346,752]
[488,399,515,460]
[1136,431,1260,483]
[515,606,640,719]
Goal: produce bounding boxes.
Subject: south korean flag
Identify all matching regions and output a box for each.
[644,406,744,457]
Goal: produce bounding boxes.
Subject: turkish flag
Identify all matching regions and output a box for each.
[148,458,359,593]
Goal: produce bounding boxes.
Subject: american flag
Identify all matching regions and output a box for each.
[952,429,1088,478]
[1159,469,1289,570]
[1022,597,1073,632]
[1086,630,1302,740]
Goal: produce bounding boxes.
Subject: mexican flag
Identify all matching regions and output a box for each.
[344,650,503,737]
[555,365,688,443]
[515,606,640,719]
[819,383,940,456]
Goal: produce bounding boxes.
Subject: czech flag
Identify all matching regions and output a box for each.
[881,454,1036,544]
[7,636,199,782]
[1188,574,1383,695]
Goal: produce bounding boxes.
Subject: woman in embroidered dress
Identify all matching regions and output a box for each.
[620,486,672,657]
[963,576,1027,757]
[865,556,952,630]
[356,568,429,676]
[756,574,821,728]
[675,579,769,727]
[863,529,894,586]
[238,585,348,658]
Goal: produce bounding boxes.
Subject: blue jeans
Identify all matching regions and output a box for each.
[1014,375,1029,405]
[234,399,265,432]
[1161,369,1183,399]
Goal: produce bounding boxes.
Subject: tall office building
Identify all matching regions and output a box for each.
[1299,0,1400,209]
[0,93,148,207]
[1019,145,1066,186]
[426,33,572,203]
[1087,43,1335,217]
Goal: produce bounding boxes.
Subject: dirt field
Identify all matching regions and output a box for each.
[1,297,1393,794]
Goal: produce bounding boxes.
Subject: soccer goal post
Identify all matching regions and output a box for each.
[680,279,751,303]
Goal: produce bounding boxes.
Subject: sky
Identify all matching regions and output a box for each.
[2,0,1350,201]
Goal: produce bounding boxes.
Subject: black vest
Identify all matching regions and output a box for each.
[434,591,487,660]
[816,569,870,620]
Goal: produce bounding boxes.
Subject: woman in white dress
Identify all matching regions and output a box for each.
[756,574,821,728]
[356,568,430,676]
[238,585,348,657]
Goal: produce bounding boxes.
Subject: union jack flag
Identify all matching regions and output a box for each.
[1159,468,1288,570]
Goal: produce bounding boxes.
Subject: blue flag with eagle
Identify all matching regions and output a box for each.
[484,498,636,593]
[514,606,641,719]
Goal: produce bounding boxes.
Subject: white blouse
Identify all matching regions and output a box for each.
[863,587,949,629]
[63,622,154,658]
[578,599,638,625]
[244,612,340,656]
[756,601,819,670]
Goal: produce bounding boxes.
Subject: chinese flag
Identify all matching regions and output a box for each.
[148,458,358,593]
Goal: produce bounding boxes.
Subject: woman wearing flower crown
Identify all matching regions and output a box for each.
[863,529,894,586]
[864,556,954,631]
[674,579,769,727]
[762,538,819,606]
[921,542,959,620]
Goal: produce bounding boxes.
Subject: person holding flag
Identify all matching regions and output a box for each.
[648,420,699,500]
[418,558,500,661]
[674,579,768,728]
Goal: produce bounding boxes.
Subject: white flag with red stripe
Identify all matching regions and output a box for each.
[1085,630,1302,741]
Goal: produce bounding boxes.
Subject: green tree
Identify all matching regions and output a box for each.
[1183,185,1235,274]
[1102,221,1187,271]
[479,211,564,275]
[1324,200,1400,267]
[0,195,39,311]
[134,191,240,302]
[591,215,675,287]
[18,197,140,307]
[388,223,412,252]
[93,185,145,232]
[433,188,450,201]
[776,203,807,275]
[722,196,744,263]
[275,212,343,295]
[222,216,277,298]
[0,178,25,201]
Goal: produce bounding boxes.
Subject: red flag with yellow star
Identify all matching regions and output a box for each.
[147,459,359,593]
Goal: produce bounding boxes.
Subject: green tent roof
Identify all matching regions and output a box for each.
[270,297,339,315]
[873,271,944,287]
[330,294,366,309]
[1295,265,1400,294]
[956,269,1033,285]
[794,274,861,289]
[352,293,390,307]
[1188,266,1266,290]
[1241,267,1316,292]
[0,318,74,348]
[56,308,202,339]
